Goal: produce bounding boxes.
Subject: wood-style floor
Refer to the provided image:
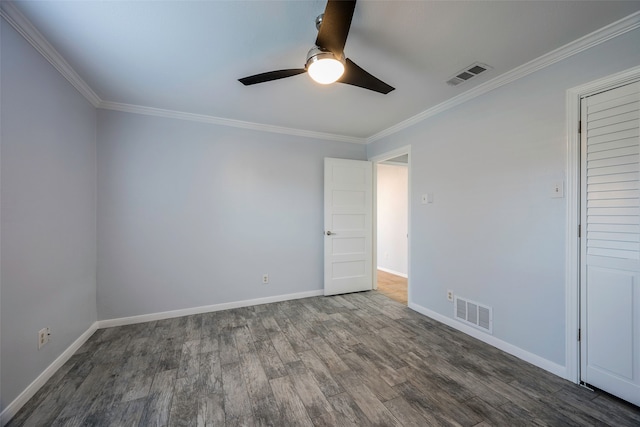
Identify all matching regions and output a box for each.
[376,270,408,305]
[8,292,640,426]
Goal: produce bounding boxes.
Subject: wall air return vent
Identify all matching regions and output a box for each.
[446,62,492,86]
[454,296,493,334]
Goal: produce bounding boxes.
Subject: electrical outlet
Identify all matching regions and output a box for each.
[262,274,269,284]
[447,290,454,302]
[38,327,50,349]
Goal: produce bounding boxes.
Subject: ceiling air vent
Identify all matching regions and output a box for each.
[446,62,492,87]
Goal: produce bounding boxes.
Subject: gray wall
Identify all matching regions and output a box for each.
[1,21,97,410]
[377,163,408,276]
[96,110,367,320]
[3,3,639,415]
[368,28,640,367]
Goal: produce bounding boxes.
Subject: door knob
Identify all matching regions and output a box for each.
[326,231,336,236]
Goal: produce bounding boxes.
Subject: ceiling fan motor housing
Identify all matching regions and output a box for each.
[305,46,344,68]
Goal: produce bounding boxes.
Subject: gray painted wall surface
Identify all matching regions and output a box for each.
[1,21,97,411]
[3,6,639,417]
[367,28,640,367]
[377,164,408,275]
[96,110,367,320]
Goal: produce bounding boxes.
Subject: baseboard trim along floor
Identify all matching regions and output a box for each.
[7,292,639,425]
[1,322,98,426]
[1,289,323,426]
[409,301,567,379]
[97,289,324,329]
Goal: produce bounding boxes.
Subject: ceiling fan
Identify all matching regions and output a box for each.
[238,0,394,94]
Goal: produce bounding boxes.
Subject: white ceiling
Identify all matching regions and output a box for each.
[6,0,640,140]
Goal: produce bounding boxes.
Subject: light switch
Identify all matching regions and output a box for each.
[421,193,434,204]
[552,181,564,198]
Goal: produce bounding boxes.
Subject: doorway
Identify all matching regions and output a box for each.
[371,148,410,305]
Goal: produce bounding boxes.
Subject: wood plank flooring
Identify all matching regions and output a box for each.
[376,270,408,305]
[8,291,640,426]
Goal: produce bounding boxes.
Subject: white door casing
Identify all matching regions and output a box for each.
[580,81,640,406]
[324,158,373,296]
[370,145,412,296]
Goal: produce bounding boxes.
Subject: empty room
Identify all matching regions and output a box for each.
[2,0,640,425]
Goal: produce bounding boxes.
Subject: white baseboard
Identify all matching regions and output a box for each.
[376,267,408,278]
[408,302,567,379]
[1,322,98,427]
[2,289,324,425]
[97,289,324,328]
[7,291,566,426]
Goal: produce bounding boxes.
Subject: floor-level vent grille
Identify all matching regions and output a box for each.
[454,296,493,334]
[446,62,492,86]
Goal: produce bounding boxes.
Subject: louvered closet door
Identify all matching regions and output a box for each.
[580,81,640,407]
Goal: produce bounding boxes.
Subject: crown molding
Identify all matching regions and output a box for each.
[99,101,367,144]
[367,10,640,143]
[1,1,101,107]
[4,0,638,145]
[1,0,365,144]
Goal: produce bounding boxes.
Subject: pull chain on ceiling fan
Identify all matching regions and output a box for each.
[238,0,394,94]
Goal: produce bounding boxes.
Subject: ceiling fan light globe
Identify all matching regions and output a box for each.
[308,59,344,84]
[306,50,345,84]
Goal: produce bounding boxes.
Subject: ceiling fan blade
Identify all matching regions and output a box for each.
[239,69,307,86]
[315,0,356,57]
[338,58,395,94]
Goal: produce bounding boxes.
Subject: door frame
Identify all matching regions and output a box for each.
[369,146,411,301]
[565,65,640,383]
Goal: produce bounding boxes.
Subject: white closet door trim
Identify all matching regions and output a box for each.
[565,65,640,383]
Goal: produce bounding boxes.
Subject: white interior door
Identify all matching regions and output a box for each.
[580,81,640,406]
[324,158,373,296]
